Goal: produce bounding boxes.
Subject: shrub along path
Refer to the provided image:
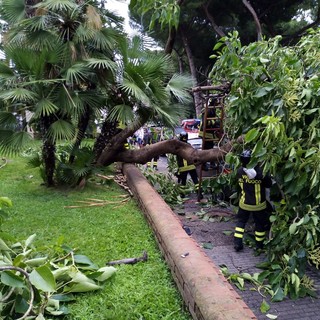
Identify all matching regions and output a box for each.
[136,155,320,320]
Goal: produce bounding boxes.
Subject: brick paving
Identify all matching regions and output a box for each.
[155,156,320,320]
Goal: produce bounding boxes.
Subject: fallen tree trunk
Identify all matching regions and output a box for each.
[97,136,242,167]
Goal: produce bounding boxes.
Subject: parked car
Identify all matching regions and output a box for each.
[181,119,200,133]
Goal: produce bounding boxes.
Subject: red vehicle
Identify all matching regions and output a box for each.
[180,119,200,133]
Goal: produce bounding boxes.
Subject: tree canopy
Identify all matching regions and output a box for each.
[209,28,320,300]
[129,0,320,115]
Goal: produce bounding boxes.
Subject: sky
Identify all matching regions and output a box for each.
[104,0,132,34]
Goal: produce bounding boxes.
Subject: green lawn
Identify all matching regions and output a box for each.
[0,157,191,320]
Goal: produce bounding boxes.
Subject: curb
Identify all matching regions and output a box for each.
[123,164,257,320]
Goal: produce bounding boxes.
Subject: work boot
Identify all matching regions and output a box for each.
[234,238,244,252]
[256,240,264,250]
[234,243,244,252]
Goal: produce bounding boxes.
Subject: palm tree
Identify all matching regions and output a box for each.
[0,0,122,186]
[94,35,194,166]
[0,0,194,186]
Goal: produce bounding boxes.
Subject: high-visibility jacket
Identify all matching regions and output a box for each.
[237,166,272,211]
[177,157,196,173]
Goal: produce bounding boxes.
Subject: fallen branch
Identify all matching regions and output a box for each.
[64,195,130,208]
[106,251,148,265]
[96,173,133,196]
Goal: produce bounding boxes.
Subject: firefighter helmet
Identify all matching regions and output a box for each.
[179,131,188,142]
[240,149,252,166]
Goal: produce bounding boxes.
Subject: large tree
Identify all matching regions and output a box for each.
[208,28,320,300]
[0,0,229,187]
[129,0,320,115]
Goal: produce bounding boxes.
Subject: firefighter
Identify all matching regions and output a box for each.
[198,96,221,170]
[176,131,203,199]
[145,126,160,170]
[233,149,272,252]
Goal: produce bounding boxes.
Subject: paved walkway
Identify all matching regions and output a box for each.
[153,156,320,320]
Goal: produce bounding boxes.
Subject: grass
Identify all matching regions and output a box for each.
[0,156,192,320]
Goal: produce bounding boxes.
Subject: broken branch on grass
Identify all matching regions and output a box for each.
[96,173,133,196]
[64,195,130,208]
[106,251,148,265]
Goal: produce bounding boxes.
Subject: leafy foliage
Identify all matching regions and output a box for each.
[209,29,320,299]
[0,197,116,318]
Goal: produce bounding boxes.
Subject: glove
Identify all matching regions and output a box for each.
[243,168,257,179]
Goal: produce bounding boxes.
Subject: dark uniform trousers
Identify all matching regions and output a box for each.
[234,207,269,249]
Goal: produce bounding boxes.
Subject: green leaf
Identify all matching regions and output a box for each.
[202,242,214,249]
[245,128,259,142]
[0,197,13,208]
[241,273,252,281]
[259,57,270,63]
[0,238,12,252]
[1,270,25,288]
[95,266,117,282]
[222,230,233,236]
[260,299,270,313]
[65,281,101,293]
[252,140,266,157]
[29,265,56,292]
[289,223,297,235]
[25,233,37,248]
[272,286,285,302]
[254,87,269,98]
[74,255,98,269]
[51,293,75,302]
[25,256,48,267]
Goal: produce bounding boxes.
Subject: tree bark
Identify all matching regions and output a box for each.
[242,0,263,41]
[40,115,56,187]
[69,105,91,164]
[202,1,226,39]
[96,117,148,166]
[180,26,203,117]
[96,137,240,168]
[165,28,177,55]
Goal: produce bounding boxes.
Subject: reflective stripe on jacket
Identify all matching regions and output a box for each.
[237,166,272,212]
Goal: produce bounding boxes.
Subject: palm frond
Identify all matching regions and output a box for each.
[47,119,75,141]
[88,29,119,51]
[65,63,91,85]
[119,79,151,106]
[0,63,16,87]
[0,131,33,155]
[107,104,135,124]
[151,104,179,127]
[34,98,59,117]
[0,88,38,102]
[166,73,194,103]
[25,153,42,168]
[26,29,60,51]
[23,15,51,32]
[0,112,18,130]
[85,58,117,73]
[77,91,106,111]
[34,0,77,12]
[74,24,97,42]
[0,0,26,24]
[143,53,174,79]
[0,63,15,78]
